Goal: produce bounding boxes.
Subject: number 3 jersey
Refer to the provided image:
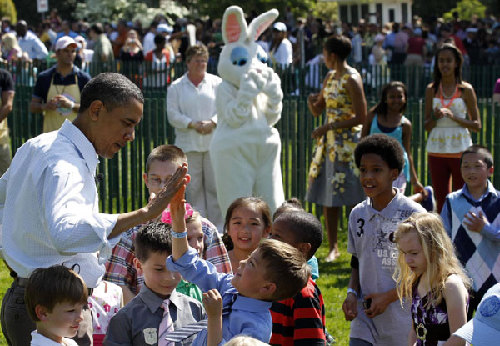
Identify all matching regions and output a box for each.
[347,191,425,345]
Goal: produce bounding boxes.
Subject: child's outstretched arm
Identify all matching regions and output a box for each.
[203,289,223,346]
[171,183,189,261]
[443,275,468,345]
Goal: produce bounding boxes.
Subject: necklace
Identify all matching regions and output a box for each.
[439,83,459,109]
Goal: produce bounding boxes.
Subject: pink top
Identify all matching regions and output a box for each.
[494,78,500,94]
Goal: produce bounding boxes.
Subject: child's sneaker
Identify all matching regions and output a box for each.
[421,186,436,212]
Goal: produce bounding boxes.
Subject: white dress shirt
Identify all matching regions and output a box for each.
[31,331,78,346]
[270,38,293,66]
[167,73,222,152]
[0,120,119,287]
[18,31,49,60]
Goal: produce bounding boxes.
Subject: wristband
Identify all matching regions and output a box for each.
[171,230,187,238]
[347,288,358,297]
[68,101,75,110]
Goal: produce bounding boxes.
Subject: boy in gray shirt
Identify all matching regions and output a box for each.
[104,222,205,345]
[343,134,425,345]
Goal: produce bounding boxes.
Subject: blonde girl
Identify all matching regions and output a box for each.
[393,213,470,346]
[221,197,272,273]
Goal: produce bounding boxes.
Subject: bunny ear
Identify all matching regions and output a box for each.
[222,6,247,44]
[248,8,279,42]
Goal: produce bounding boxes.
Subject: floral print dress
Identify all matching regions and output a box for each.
[306,68,365,207]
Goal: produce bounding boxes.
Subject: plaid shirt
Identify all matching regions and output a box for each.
[104,218,231,294]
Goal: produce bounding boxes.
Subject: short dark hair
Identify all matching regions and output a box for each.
[323,35,352,61]
[25,265,88,322]
[354,134,405,173]
[79,73,144,114]
[461,145,493,169]
[154,33,166,47]
[258,239,310,301]
[272,197,303,221]
[146,144,186,173]
[274,211,323,259]
[135,222,173,262]
[90,23,104,35]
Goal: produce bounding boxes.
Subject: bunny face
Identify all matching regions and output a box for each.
[217,6,278,88]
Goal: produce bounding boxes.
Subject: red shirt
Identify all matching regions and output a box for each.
[270,278,326,345]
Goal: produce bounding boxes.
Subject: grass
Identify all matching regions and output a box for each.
[0,223,353,346]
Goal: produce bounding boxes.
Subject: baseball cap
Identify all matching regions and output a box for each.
[157,23,173,34]
[273,22,287,32]
[55,36,77,51]
[454,283,500,344]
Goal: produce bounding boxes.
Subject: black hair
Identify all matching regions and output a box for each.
[461,145,493,169]
[79,73,144,113]
[154,33,166,47]
[135,222,173,262]
[274,211,323,259]
[323,34,352,61]
[432,43,463,94]
[272,197,304,221]
[373,81,408,116]
[354,134,405,173]
[90,23,104,35]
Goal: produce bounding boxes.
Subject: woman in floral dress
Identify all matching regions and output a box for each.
[306,35,367,262]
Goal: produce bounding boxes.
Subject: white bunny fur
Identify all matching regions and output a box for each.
[210,6,285,217]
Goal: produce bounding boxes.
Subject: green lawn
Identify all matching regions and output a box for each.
[0,225,353,345]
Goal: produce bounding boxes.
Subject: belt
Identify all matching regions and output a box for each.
[14,276,94,296]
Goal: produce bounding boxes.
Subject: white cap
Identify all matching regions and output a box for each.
[157,23,173,34]
[273,22,287,32]
[55,36,77,51]
[74,35,86,49]
[454,283,500,344]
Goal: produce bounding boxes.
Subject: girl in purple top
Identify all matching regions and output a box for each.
[393,213,470,345]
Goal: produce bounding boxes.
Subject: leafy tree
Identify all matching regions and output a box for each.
[313,1,338,22]
[12,0,77,26]
[413,0,458,22]
[443,0,486,21]
[0,0,17,23]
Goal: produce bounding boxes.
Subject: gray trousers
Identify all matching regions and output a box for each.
[1,278,93,345]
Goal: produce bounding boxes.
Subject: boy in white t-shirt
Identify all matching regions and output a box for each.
[25,265,88,346]
[343,134,425,345]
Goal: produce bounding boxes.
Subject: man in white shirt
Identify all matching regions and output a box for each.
[0,73,187,346]
[167,44,223,230]
[16,20,48,61]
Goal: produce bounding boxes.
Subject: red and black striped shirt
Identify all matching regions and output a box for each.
[270,277,326,345]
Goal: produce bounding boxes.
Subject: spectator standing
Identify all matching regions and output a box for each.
[269,22,293,67]
[89,23,114,73]
[144,34,170,88]
[142,21,157,55]
[392,25,409,64]
[167,44,223,230]
[16,20,48,61]
[30,36,91,133]
[112,19,128,59]
[55,20,78,44]
[0,68,14,176]
[1,33,21,62]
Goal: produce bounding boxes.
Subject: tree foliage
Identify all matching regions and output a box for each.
[0,0,17,23]
[443,0,486,21]
[412,0,459,22]
[12,0,77,26]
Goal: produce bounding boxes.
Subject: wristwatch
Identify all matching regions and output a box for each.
[347,288,358,297]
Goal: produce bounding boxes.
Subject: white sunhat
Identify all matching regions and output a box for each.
[157,23,173,34]
[454,283,500,344]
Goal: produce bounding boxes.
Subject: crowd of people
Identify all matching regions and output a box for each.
[1,8,500,70]
[0,6,499,346]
